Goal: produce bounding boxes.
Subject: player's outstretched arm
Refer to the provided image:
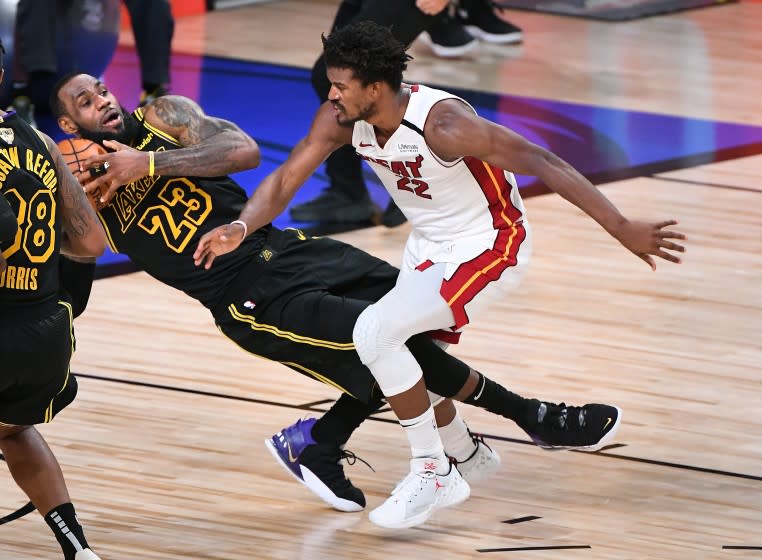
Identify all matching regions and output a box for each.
[193,102,350,269]
[425,99,686,270]
[81,95,261,202]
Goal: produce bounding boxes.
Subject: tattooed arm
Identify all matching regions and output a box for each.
[144,95,261,175]
[43,134,107,257]
[80,95,261,204]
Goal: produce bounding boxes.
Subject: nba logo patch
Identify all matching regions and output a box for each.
[0,128,15,144]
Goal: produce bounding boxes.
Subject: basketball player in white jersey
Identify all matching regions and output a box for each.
[193,21,686,529]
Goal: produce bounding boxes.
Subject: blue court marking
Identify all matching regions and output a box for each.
[43,48,762,269]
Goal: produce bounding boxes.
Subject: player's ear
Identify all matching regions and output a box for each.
[369,80,383,99]
[58,115,77,135]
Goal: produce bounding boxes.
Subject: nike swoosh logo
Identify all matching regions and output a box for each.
[359,142,372,147]
[603,417,613,431]
[287,443,297,463]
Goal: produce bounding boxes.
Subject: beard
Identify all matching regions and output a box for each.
[78,108,140,146]
[335,101,376,126]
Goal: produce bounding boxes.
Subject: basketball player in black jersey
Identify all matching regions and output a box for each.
[0,42,107,560]
[53,72,624,520]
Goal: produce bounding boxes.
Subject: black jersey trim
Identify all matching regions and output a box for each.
[401,119,424,137]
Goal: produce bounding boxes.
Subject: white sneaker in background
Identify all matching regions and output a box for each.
[454,433,501,484]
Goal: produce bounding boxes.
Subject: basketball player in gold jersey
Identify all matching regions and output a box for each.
[0,40,107,560]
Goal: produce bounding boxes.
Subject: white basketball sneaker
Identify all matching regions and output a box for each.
[454,433,501,484]
[368,457,470,529]
[75,550,101,560]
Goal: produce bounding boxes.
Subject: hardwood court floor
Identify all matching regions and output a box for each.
[3,2,762,559]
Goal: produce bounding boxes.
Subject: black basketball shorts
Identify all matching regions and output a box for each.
[0,301,78,426]
[213,227,399,403]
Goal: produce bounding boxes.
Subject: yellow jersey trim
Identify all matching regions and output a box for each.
[97,212,118,253]
[483,161,515,228]
[43,301,74,423]
[228,304,355,350]
[215,325,356,398]
[143,120,182,146]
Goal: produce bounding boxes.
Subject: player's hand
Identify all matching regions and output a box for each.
[193,222,247,269]
[79,139,148,205]
[416,0,450,15]
[614,219,686,270]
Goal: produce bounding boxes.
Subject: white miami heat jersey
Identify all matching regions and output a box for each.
[352,84,526,243]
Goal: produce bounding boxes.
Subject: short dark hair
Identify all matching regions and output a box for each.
[49,72,87,118]
[322,21,412,90]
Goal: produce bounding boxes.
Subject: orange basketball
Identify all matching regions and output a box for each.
[56,138,108,210]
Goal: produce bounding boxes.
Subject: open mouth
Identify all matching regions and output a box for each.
[101,109,122,129]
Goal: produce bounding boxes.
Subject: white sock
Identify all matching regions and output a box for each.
[438,411,476,462]
[399,405,447,472]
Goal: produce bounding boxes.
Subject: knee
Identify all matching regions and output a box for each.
[353,304,408,364]
[352,305,381,365]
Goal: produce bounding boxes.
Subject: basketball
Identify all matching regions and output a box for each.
[56,138,108,210]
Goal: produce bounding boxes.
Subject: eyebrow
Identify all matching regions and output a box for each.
[73,80,104,102]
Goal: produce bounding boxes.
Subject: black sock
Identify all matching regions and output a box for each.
[311,391,384,447]
[44,502,90,560]
[464,372,534,424]
[142,82,159,93]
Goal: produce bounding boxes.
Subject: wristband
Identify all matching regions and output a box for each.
[230,219,248,239]
[148,151,155,177]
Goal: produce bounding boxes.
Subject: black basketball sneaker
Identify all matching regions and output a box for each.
[265,418,369,512]
[517,400,622,451]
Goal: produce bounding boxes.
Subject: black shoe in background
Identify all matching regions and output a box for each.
[459,0,523,44]
[139,84,169,107]
[419,13,478,58]
[9,96,37,128]
[381,200,407,228]
[290,189,376,223]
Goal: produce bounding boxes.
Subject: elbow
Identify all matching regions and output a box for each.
[76,231,107,258]
[246,138,261,168]
[249,150,261,169]
[231,138,260,172]
[90,238,107,257]
[80,239,106,258]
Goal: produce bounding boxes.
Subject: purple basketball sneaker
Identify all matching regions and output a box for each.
[265,418,366,512]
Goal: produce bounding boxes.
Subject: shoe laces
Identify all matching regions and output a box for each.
[338,449,375,473]
[453,431,492,465]
[392,468,439,499]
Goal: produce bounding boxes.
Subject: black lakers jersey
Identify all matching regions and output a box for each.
[96,108,266,309]
[0,112,62,312]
